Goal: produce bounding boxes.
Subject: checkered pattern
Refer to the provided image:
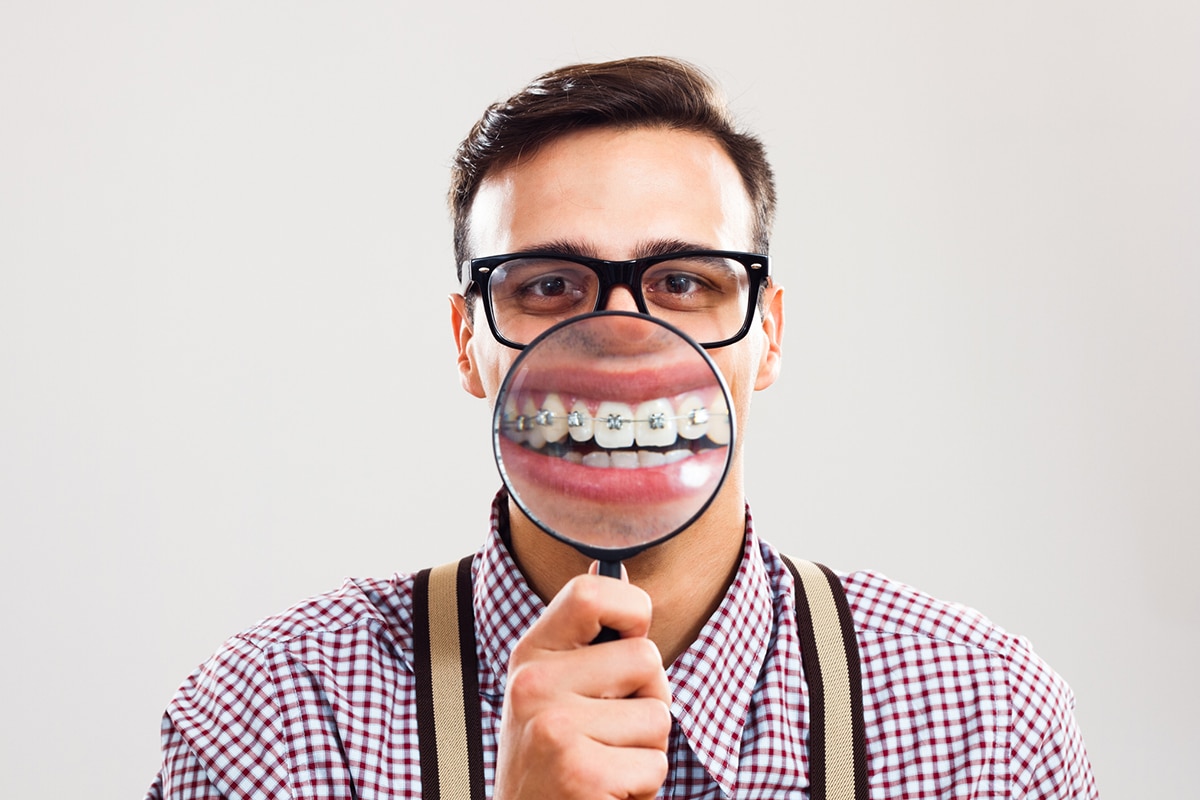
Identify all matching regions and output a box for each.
[147,492,1097,798]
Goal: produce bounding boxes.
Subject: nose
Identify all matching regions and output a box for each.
[602,284,639,312]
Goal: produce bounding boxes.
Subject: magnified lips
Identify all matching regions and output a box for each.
[498,434,727,504]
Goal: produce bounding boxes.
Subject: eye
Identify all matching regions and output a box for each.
[524,274,571,297]
[663,274,698,294]
[488,258,597,317]
[642,256,745,312]
[644,270,719,303]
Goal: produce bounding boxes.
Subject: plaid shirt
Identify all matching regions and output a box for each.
[147,493,1097,798]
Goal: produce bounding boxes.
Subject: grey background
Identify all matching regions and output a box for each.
[2,2,1196,796]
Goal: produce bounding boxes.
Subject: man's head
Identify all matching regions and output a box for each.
[449,56,778,273]
[449,57,784,545]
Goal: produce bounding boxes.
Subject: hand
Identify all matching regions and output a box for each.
[493,566,673,799]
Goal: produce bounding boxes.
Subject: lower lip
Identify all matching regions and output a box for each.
[498,436,727,504]
[497,437,728,550]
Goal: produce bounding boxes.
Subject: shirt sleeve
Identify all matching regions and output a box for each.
[1007,637,1099,798]
[145,715,228,800]
[152,636,294,800]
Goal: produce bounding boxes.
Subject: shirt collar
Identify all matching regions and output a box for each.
[472,491,775,794]
[666,507,774,796]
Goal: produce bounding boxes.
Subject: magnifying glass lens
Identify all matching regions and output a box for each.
[493,312,734,562]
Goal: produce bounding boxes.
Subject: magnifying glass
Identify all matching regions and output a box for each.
[492,312,735,636]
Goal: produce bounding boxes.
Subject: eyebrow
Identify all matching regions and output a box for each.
[512,237,715,260]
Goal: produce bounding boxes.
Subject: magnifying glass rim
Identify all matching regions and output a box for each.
[491,310,736,561]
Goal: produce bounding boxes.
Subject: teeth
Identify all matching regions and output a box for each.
[503,396,527,444]
[638,451,667,467]
[707,395,731,445]
[582,451,610,468]
[676,394,709,440]
[504,392,731,456]
[522,397,546,449]
[568,399,594,442]
[578,449,695,469]
[594,402,635,449]
[635,399,677,447]
[539,393,569,443]
[610,451,640,469]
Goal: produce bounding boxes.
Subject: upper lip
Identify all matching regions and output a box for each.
[503,359,721,406]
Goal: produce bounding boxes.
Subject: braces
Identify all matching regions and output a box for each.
[502,406,722,433]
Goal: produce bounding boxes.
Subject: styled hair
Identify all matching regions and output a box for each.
[448,56,777,279]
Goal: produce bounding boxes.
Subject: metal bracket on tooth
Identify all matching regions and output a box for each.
[504,406,724,432]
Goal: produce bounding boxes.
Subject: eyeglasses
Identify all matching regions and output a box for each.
[461,250,770,350]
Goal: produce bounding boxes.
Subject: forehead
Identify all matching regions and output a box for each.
[467,126,754,259]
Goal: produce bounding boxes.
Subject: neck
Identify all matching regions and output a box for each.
[506,475,748,666]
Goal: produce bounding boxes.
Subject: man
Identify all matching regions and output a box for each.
[148,57,1097,798]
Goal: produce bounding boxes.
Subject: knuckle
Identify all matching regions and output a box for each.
[562,576,603,617]
[632,635,662,665]
[648,700,673,743]
[505,660,551,708]
[651,749,669,783]
[526,705,574,743]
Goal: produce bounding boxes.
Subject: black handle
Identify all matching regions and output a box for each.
[591,559,623,643]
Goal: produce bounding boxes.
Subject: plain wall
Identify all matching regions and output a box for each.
[2,2,1196,796]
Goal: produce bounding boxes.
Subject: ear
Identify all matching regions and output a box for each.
[450,293,487,398]
[754,281,784,391]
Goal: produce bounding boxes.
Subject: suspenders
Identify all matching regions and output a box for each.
[411,558,487,800]
[412,556,868,799]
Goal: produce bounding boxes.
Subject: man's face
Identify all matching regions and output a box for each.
[451,126,783,487]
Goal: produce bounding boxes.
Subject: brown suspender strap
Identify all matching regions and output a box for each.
[783,556,869,800]
[414,556,867,799]
[412,557,485,800]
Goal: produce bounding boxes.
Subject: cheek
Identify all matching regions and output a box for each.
[471,335,518,405]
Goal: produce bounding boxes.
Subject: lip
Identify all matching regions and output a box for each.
[504,359,722,409]
[498,435,728,550]
[498,435,727,504]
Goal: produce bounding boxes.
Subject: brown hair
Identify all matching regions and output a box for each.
[448,56,777,279]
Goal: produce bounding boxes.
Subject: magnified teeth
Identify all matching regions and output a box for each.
[594,402,635,448]
[610,451,639,469]
[582,451,610,468]
[504,391,731,458]
[568,400,593,442]
[539,393,568,443]
[504,396,527,444]
[521,398,547,449]
[638,451,667,467]
[635,399,677,447]
[677,395,709,440]
[707,395,731,445]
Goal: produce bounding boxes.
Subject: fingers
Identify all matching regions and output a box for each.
[519,573,654,653]
[507,635,671,706]
[493,570,674,800]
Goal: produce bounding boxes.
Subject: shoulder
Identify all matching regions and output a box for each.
[229,573,418,655]
[839,568,1014,654]
[168,572,422,722]
[838,568,1073,700]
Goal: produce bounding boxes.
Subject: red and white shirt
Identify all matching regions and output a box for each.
[147,493,1097,798]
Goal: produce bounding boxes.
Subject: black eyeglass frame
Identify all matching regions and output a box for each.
[461,250,771,350]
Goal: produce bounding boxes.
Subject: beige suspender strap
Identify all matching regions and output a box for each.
[783,556,869,800]
[413,557,484,800]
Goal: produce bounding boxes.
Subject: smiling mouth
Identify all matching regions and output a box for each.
[499,388,730,468]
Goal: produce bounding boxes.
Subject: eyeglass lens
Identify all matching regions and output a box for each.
[485,255,752,346]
